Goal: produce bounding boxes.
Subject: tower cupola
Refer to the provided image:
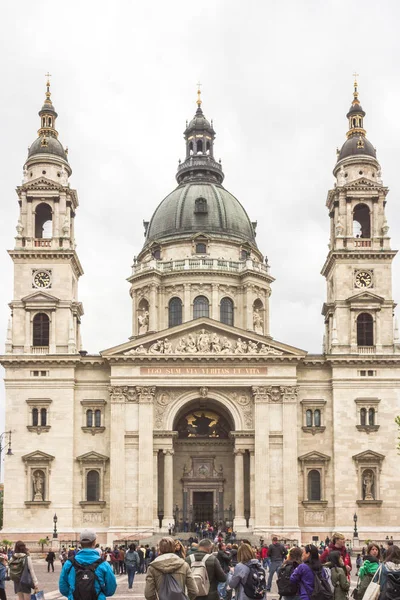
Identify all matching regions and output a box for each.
[177,86,224,184]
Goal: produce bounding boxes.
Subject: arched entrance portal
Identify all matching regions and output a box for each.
[171,399,239,532]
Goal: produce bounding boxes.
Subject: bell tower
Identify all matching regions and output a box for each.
[6,76,83,355]
[321,77,398,355]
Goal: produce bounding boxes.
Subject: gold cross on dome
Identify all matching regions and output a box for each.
[196,81,202,107]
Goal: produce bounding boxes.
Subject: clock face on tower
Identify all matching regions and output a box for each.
[355,270,373,288]
[32,270,51,289]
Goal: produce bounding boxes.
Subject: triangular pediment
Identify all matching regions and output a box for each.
[352,450,385,463]
[101,317,306,358]
[21,291,60,304]
[346,290,385,304]
[344,177,381,191]
[76,451,109,463]
[21,177,64,192]
[298,451,331,463]
[22,450,55,462]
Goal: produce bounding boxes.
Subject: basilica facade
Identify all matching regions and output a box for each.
[1,79,400,545]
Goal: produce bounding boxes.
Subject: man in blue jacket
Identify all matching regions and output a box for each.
[59,528,117,600]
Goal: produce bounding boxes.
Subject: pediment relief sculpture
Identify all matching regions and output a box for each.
[124,329,283,356]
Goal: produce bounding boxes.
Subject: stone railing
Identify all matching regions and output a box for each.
[31,346,49,354]
[358,346,376,354]
[176,156,223,175]
[132,258,270,276]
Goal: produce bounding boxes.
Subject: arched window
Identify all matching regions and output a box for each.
[308,470,321,501]
[32,408,39,426]
[95,409,101,428]
[169,297,183,327]
[196,139,203,153]
[32,313,50,347]
[194,296,209,319]
[206,141,211,154]
[360,408,367,426]
[353,204,371,238]
[357,313,374,346]
[195,243,207,254]
[220,297,234,326]
[194,198,208,214]
[189,141,194,155]
[40,408,47,426]
[368,408,375,426]
[86,470,100,502]
[306,409,313,427]
[152,247,161,260]
[241,249,250,260]
[35,203,53,239]
[314,409,321,427]
[86,409,93,427]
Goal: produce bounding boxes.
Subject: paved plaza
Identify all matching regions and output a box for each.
[4,558,358,599]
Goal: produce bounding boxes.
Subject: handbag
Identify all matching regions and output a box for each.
[31,593,45,600]
[20,557,34,589]
[362,566,382,600]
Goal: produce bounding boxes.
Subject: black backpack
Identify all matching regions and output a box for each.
[310,571,333,600]
[243,562,267,600]
[277,563,298,597]
[70,558,103,600]
[159,573,188,600]
[382,571,400,600]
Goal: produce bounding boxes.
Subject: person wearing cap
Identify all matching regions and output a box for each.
[320,533,352,574]
[0,553,8,600]
[59,529,117,600]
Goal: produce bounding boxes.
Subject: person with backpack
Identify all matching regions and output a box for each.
[277,546,302,600]
[229,542,267,600]
[46,548,56,572]
[320,534,352,577]
[326,551,349,600]
[357,542,381,600]
[267,536,287,591]
[145,536,198,600]
[290,544,331,600]
[0,553,8,600]
[125,544,139,589]
[378,544,400,600]
[59,528,117,600]
[8,541,39,600]
[185,538,226,600]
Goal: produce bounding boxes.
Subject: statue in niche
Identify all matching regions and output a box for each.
[16,219,24,237]
[33,470,45,501]
[253,309,264,334]
[62,215,70,237]
[363,470,374,500]
[192,412,213,436]
[138,310,149,335]
[335,218,344,237]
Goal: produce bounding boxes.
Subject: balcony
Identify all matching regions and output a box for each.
[358,346,376,354]
[131,257,270,277]
[34,239,51,248]
[31,346,49,354]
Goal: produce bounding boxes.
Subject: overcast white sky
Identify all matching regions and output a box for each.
[1,0,400,434]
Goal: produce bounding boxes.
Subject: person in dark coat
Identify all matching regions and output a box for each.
[319,533,352,575]
[186,538,226,600]
[46,549,56,572]
[217,543,231,573]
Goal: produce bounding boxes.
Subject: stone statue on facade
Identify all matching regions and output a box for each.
[62,215,70,237]
[138,310,149,335]
[198,329,211,352]
[363,470,374,500]
[253,309,264,334]
[335,217,344,237]
[33,470,44,501]
[16,219,24,237]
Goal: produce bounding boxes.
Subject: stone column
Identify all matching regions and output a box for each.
[137,386,155,529]
[375,311,382,352]
[27,198,33,239]
[245,285,253,331]
[131,290,137,337]
[211,283,219,320]
[184,284,191,322]
[372,198,379,237]
[54,199,60,238]
[162,449,174,529]
[149,284,157,331]
[108,387,127,531]
[50,311,56,353]
[153,450,159,529]
[234,448,246,530]
[253,387,270,530]
[282,387,300,530]
[346,198,352,237]
[24,311,31,352]
[249,450,255,527]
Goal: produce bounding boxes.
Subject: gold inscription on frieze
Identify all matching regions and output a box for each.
[140,366,268,376]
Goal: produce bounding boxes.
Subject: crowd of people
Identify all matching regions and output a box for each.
[0,529,398,600]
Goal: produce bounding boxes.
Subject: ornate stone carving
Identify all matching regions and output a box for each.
[232,391,254,427]
[363,469,375,500]
[32,470,45,501]
[281,386,299,403]
[252,387,268,403]
[154,391,177,429]
[108,386,138,403]
[136,386,156,403]
[138,310,149,335]
[199,387,208,398]
[124,329,283,356]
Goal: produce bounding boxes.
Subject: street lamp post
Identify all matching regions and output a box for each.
[53,513,58,539]
[0,431,13,480]
[353,512,358,538]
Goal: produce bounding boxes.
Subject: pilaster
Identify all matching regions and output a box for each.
[137,386,156,530]
[252,386,270,530]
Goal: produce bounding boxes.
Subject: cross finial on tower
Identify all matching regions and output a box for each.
[196,81,202,107]
[44,72,52,104]
[352,71,359,103]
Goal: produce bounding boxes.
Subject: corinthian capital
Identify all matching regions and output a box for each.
[281,385,299,403]
[136,386,156,403]
[251,386,268,403]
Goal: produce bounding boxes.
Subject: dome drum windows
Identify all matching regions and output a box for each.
[355,398,380,433]
[193,295,209,319]
[220,297,234,326]
[26,398,52,433]
[81,400,106,435]
[169,297,183,328]
[301,400,326,435]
